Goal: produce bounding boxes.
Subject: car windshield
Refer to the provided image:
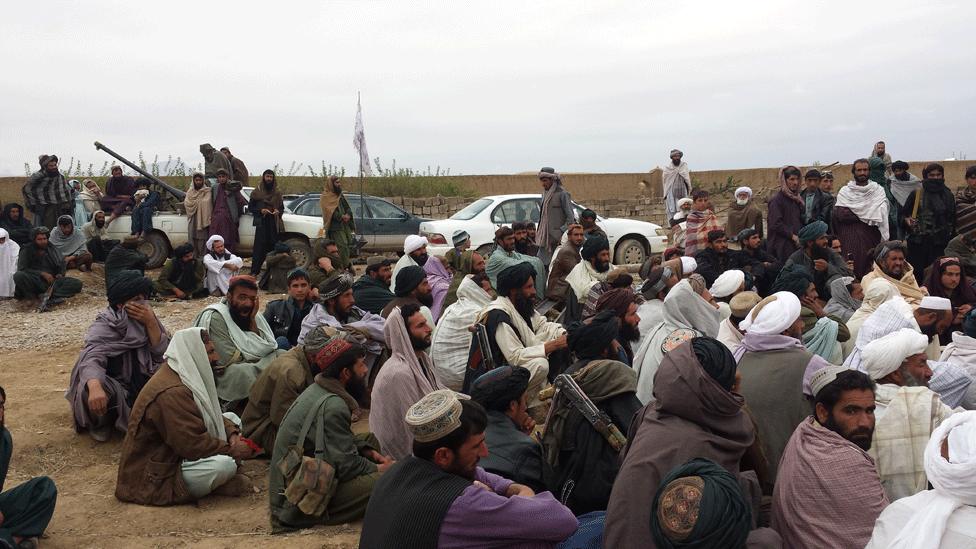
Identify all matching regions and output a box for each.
[451,198,492,221]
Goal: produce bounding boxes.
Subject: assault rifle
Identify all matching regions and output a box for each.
[549,373,628,452]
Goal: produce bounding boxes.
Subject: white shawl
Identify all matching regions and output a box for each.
[835,180,891,240]
[939,333,976,410]
[0,229,18,298]
[390,253,419,295]
[164,328,227,440]
[430,276,493,391]
[193,302,278,361]
[565,260,610,301]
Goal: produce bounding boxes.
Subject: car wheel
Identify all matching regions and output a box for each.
[614,238,647,266]
[284,237,313,269]
[476,243,495,260]
[140,231,171,269]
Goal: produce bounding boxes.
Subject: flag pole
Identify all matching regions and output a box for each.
[358,92,365,227]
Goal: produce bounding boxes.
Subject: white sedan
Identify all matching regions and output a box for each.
[419,194,668,265]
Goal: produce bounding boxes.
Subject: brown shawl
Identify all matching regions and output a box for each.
[184,175,213,229]
[603,342,756,548]
[249,173,285,232]
[319,177,346,232]
[771,418,888,549]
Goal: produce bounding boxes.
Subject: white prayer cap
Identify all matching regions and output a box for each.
[405,389,470,443]
[809,364,851,398]
[205,234,224,251]
[404,234,429,254]
[679,256,697,276]
[861,328,929,381]
[734,186,753,198]
[676,198,693,209]
[710,270,745,299]
[739,291,801,335]
[920,296,953,311]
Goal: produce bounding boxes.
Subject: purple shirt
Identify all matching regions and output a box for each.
[438,467,578,548]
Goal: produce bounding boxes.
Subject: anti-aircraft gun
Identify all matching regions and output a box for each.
[93,141,186,211]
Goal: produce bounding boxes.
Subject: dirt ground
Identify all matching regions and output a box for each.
[0,265,366,548]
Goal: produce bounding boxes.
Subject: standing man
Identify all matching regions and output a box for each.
[545,223,584,303]
[13,226,83,302]
[199,143,232,181]
[23,154,72,229]
[183,172,213,258]
[248,169,285,276]
[536,167,575,268]
[209,169,246,255]
[683,189,721,257]
[767,166,805,264]
[725,186,763,242]
[902,163,955,283]
[320,176,356,270]
[219,147,249,187]
[954,165,976,238]
[800,169,832,226]
[833,159,890,278]
[872,140,893,177]
[662,149,691,222]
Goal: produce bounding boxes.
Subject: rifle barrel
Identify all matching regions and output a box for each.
[93,141,186,200]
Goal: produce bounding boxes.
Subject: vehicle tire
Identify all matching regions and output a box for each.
[476,243,495,260]
[614,237,647,266]
[141,231,172,269]
[284,237,313,269]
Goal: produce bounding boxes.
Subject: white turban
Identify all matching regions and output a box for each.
[734,186,753,199]
[861,328,929,381]
[205,234,224,251]
[920,296,953,311]
[676,197,693,209]
[739,291,801,335]
[404,234,429,254]
[882,411,976,549]
[679,256,697,276]
[710,270,745,299]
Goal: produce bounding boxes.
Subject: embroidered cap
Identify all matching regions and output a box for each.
[405,389,471,443]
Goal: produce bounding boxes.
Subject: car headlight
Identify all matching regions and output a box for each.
[423,231,448,245]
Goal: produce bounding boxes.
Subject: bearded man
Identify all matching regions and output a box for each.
[443,241,485,309]
[100,165,136,226]
[902,163,956,283]
[485,226,546,297]
[694,229,731,287]
[785,220,852,301]
[307,238,343,290]
[248,169,285,276]
[297,276,386,368]
[536,167,575,267]
[352,256,395,314]
[0,203,33,246]
[833,158,891,277]
[199,143,232,180]
[565,235,612,304]
[731,228,781,295]
[82,210,118,261]
[381,265,436,327]
[13,226,83,302]
[192,276,284,404]
[183,172,213,257]
[208,169,246,254]
[662,149,692,222]
[203,234,243,296]
[390,235,429,295]
[512,222,539,256]
[154,243,207,300]
[861,240,927,306]
[545,223,584,303]
[593,288,642,366]
[219,147,249,187]
[319,175,356,269]
[23,154,72,229]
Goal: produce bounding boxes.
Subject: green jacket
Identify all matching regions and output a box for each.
[155,258,206,294]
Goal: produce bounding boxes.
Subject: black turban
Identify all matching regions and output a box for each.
[706,230,726,243]
[107,269,154,306]
[173,242,194,258]
[770,263,814,298]
[568,311,620,359]
[321,275,353,301]
[735,228,757,243]
[469,366,531,412]
[892,160,909,171]
[651,458,751,549]
[394,266,426,297]
[690,337,736,391]
[581,235,610,261]
[496,262,535,296]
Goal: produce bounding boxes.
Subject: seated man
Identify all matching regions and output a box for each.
[443,236,486,309]
[129,177,159,237]
[241,325,343,454]
[772,263,850,364]
[423,253,452,322]
[0,203,32,246]
[784,220,852,301]
[862,328,954,501]
[203,234,243,296]
[772,367,889,549]
[485,226,546,298]
[263,268,315,350]
[307,238,343,291]
[717,290,761,354]
[50,215,93,272]
[862,240,927,306]
[269,338,392,533]
[544,316,641,514]
[565,235,612,305]
[115,328,254,505]
[360,390,585,549]
[261,242,297,293]
[590,288,641,365]
[13,226,82,302]
[371,303,445,460]
[730,228,781,295]
[636,263,680,347]
[867,412,976,548]
[651,459,782,548]
[0,386,58,548]
[474,262,567,417]
[939,308,976,409]
[192,275,283,404]
[580,268,631,322]
[381,265,436,327]
[469,366,544,493]
[82,210,119,262]
[694,229,732,287]
[66,270,166,442]
[352,256,394,315]
[545,223,583,303]
[390,235,428,295]
[431,273,493,391]
[104,235,149,284]
[154,243,208,300]
[297,276,385,367]
[845,295,952,371]
[512,221,540,257]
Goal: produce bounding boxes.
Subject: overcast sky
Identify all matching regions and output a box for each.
[2,1,973,177]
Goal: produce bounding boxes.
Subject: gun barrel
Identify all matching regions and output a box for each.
[94,141,186,200]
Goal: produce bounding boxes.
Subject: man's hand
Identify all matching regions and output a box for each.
[40,272,55,284]
[544,334,568,355]
[318,257,333,272]
[472,480,492,492]
[520,415,536,434]
[791,234,799,245]
[124,301,152,326]
[813,259,828,272]
[956,304,973,324]
[86,379,108,416]
[341,214,351,223]
[801,296,825,318]
[228,439,253,462]
[172,288,186,299]
[260,208,271,216]
[505,483,535,498]
[224,262,241,272]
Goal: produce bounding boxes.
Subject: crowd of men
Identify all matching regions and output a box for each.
[4,144,976,547]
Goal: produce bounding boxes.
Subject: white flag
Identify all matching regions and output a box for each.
[353,94,373,177]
